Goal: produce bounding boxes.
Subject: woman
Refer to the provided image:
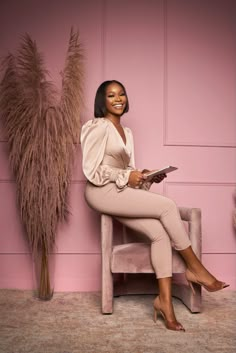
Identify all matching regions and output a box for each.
[81,80,229,332]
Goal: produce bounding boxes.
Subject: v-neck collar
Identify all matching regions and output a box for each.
[105,118,127,146]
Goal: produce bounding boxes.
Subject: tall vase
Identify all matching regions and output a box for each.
[33,246,55,300]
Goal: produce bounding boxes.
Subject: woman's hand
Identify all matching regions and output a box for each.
[128,170,146,188]
[151,173,167,183]
[142,169,167,184]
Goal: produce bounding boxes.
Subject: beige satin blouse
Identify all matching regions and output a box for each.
[81,118,135,191]
[81,118,151,192]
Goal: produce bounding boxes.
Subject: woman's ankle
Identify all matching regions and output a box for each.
[186,267,217,283]
[158,293,172,303]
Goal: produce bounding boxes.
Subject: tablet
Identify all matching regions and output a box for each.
[144,166,178,180]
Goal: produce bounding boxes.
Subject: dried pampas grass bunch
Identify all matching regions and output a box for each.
[0,29,84,299]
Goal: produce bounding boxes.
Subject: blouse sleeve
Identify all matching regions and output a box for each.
[81,119,132,191]
[125,127,136,170]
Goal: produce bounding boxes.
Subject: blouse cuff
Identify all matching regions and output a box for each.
[110,169,132,192]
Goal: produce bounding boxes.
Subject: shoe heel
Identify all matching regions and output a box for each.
[153,308,158,323]
[187,280,196,295]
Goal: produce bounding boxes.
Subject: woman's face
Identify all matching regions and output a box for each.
[105,82,127,117]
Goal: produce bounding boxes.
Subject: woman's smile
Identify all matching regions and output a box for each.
[112,103,124,109]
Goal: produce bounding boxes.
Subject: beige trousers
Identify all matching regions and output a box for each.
[85,182,191,278]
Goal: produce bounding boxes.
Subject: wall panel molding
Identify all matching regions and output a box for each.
[164,181,236,189]
[163,0,236,148]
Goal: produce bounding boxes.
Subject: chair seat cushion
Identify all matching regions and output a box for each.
[111,242,186,274]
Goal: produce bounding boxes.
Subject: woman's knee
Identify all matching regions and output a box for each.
[144,219,170,243]
[160,197,178,217]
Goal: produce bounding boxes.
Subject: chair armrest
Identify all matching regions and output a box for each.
[179,207,202,259]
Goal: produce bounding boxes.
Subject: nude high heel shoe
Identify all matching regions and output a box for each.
[185,269,229,295]
[153,297,185,332]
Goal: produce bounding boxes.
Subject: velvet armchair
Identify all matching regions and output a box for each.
[101,207,202,314]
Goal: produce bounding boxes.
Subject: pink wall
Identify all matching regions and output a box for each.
[0,0,235,291]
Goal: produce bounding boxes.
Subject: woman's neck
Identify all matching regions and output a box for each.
[105,114,121,126]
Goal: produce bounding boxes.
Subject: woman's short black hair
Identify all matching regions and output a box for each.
[94,80,129,118]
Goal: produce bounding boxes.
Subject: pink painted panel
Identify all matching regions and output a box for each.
[71,147,84,181]
[0,182,29,253]
[54,254,101,292]
[0,253,101,291]
[165,0,236,146]
[0,254,34,289]
[104,0,165,169]
[160,146,236,183]
[165,182,236,253]
[56,183,101,253]
[202,254,236,290]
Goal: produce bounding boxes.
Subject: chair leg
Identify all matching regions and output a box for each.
[102,269,114,314]
[101,214,114,314]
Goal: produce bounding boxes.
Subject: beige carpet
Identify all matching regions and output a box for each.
[0,289,235,353]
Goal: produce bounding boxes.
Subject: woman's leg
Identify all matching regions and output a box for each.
[115,216,172,278]
[115,216,184,331]
[86,183,227,287]
[85,183,191,251]
[86,183,228,303]
[179,246,228,291]
[154,278,185,331]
